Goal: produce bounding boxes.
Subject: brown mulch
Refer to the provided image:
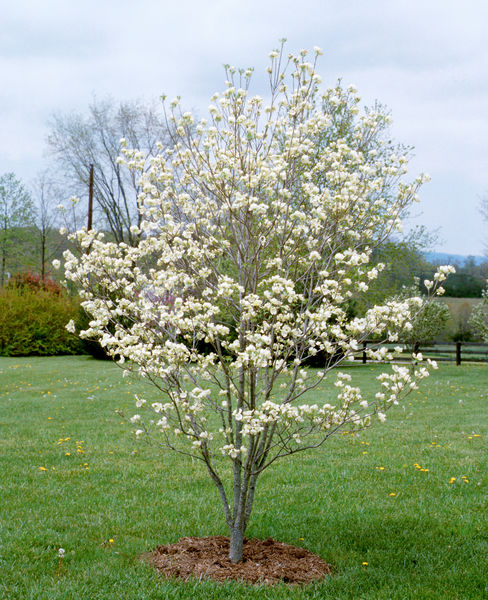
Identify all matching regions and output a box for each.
[144,535,332,585]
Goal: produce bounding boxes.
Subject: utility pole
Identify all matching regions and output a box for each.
[87,164,94,231]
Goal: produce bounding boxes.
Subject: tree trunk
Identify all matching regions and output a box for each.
[1,251,5,287]
[229,525,244,563]
[41,235,45,280]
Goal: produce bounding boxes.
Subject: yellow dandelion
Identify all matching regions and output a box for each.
[389,492,396,497]
[362,561,368,566]
[39,466,48,471]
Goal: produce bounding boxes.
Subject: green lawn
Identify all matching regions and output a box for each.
[0,356,486,599]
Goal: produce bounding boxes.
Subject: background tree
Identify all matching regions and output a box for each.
[31,171,66,280]
[395,281,451,347]
[0,173,37,287]
[469,283,488,341]
[47,98,171,245]
[62,46,451,563]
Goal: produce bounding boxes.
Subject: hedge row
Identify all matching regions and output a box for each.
[0,287,81,356]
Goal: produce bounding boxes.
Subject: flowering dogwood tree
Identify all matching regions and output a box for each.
[469,283,488,341]
[61,45,453,563]
[394,281,451,346]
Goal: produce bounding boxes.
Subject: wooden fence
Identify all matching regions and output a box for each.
[361,341,488,366]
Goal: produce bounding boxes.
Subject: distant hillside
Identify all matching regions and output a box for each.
[424,252,486,266]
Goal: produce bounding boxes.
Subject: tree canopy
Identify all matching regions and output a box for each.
[0,172,36,287]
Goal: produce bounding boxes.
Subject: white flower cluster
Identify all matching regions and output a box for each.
[424,265,456,295]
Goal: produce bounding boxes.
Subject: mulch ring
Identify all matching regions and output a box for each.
[144,535,332,585]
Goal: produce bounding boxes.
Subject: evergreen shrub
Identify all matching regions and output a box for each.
[0,278,81,356]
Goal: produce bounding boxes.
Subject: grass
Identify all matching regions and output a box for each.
[0,356,487,599]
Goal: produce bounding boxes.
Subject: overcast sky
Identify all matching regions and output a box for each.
[1,0,487,255]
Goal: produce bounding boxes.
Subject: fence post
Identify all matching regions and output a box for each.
[456,342,461,366]
[362,342,367,364]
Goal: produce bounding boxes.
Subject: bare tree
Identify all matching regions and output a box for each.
[31,171,65,279]
[47,98,171,245]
